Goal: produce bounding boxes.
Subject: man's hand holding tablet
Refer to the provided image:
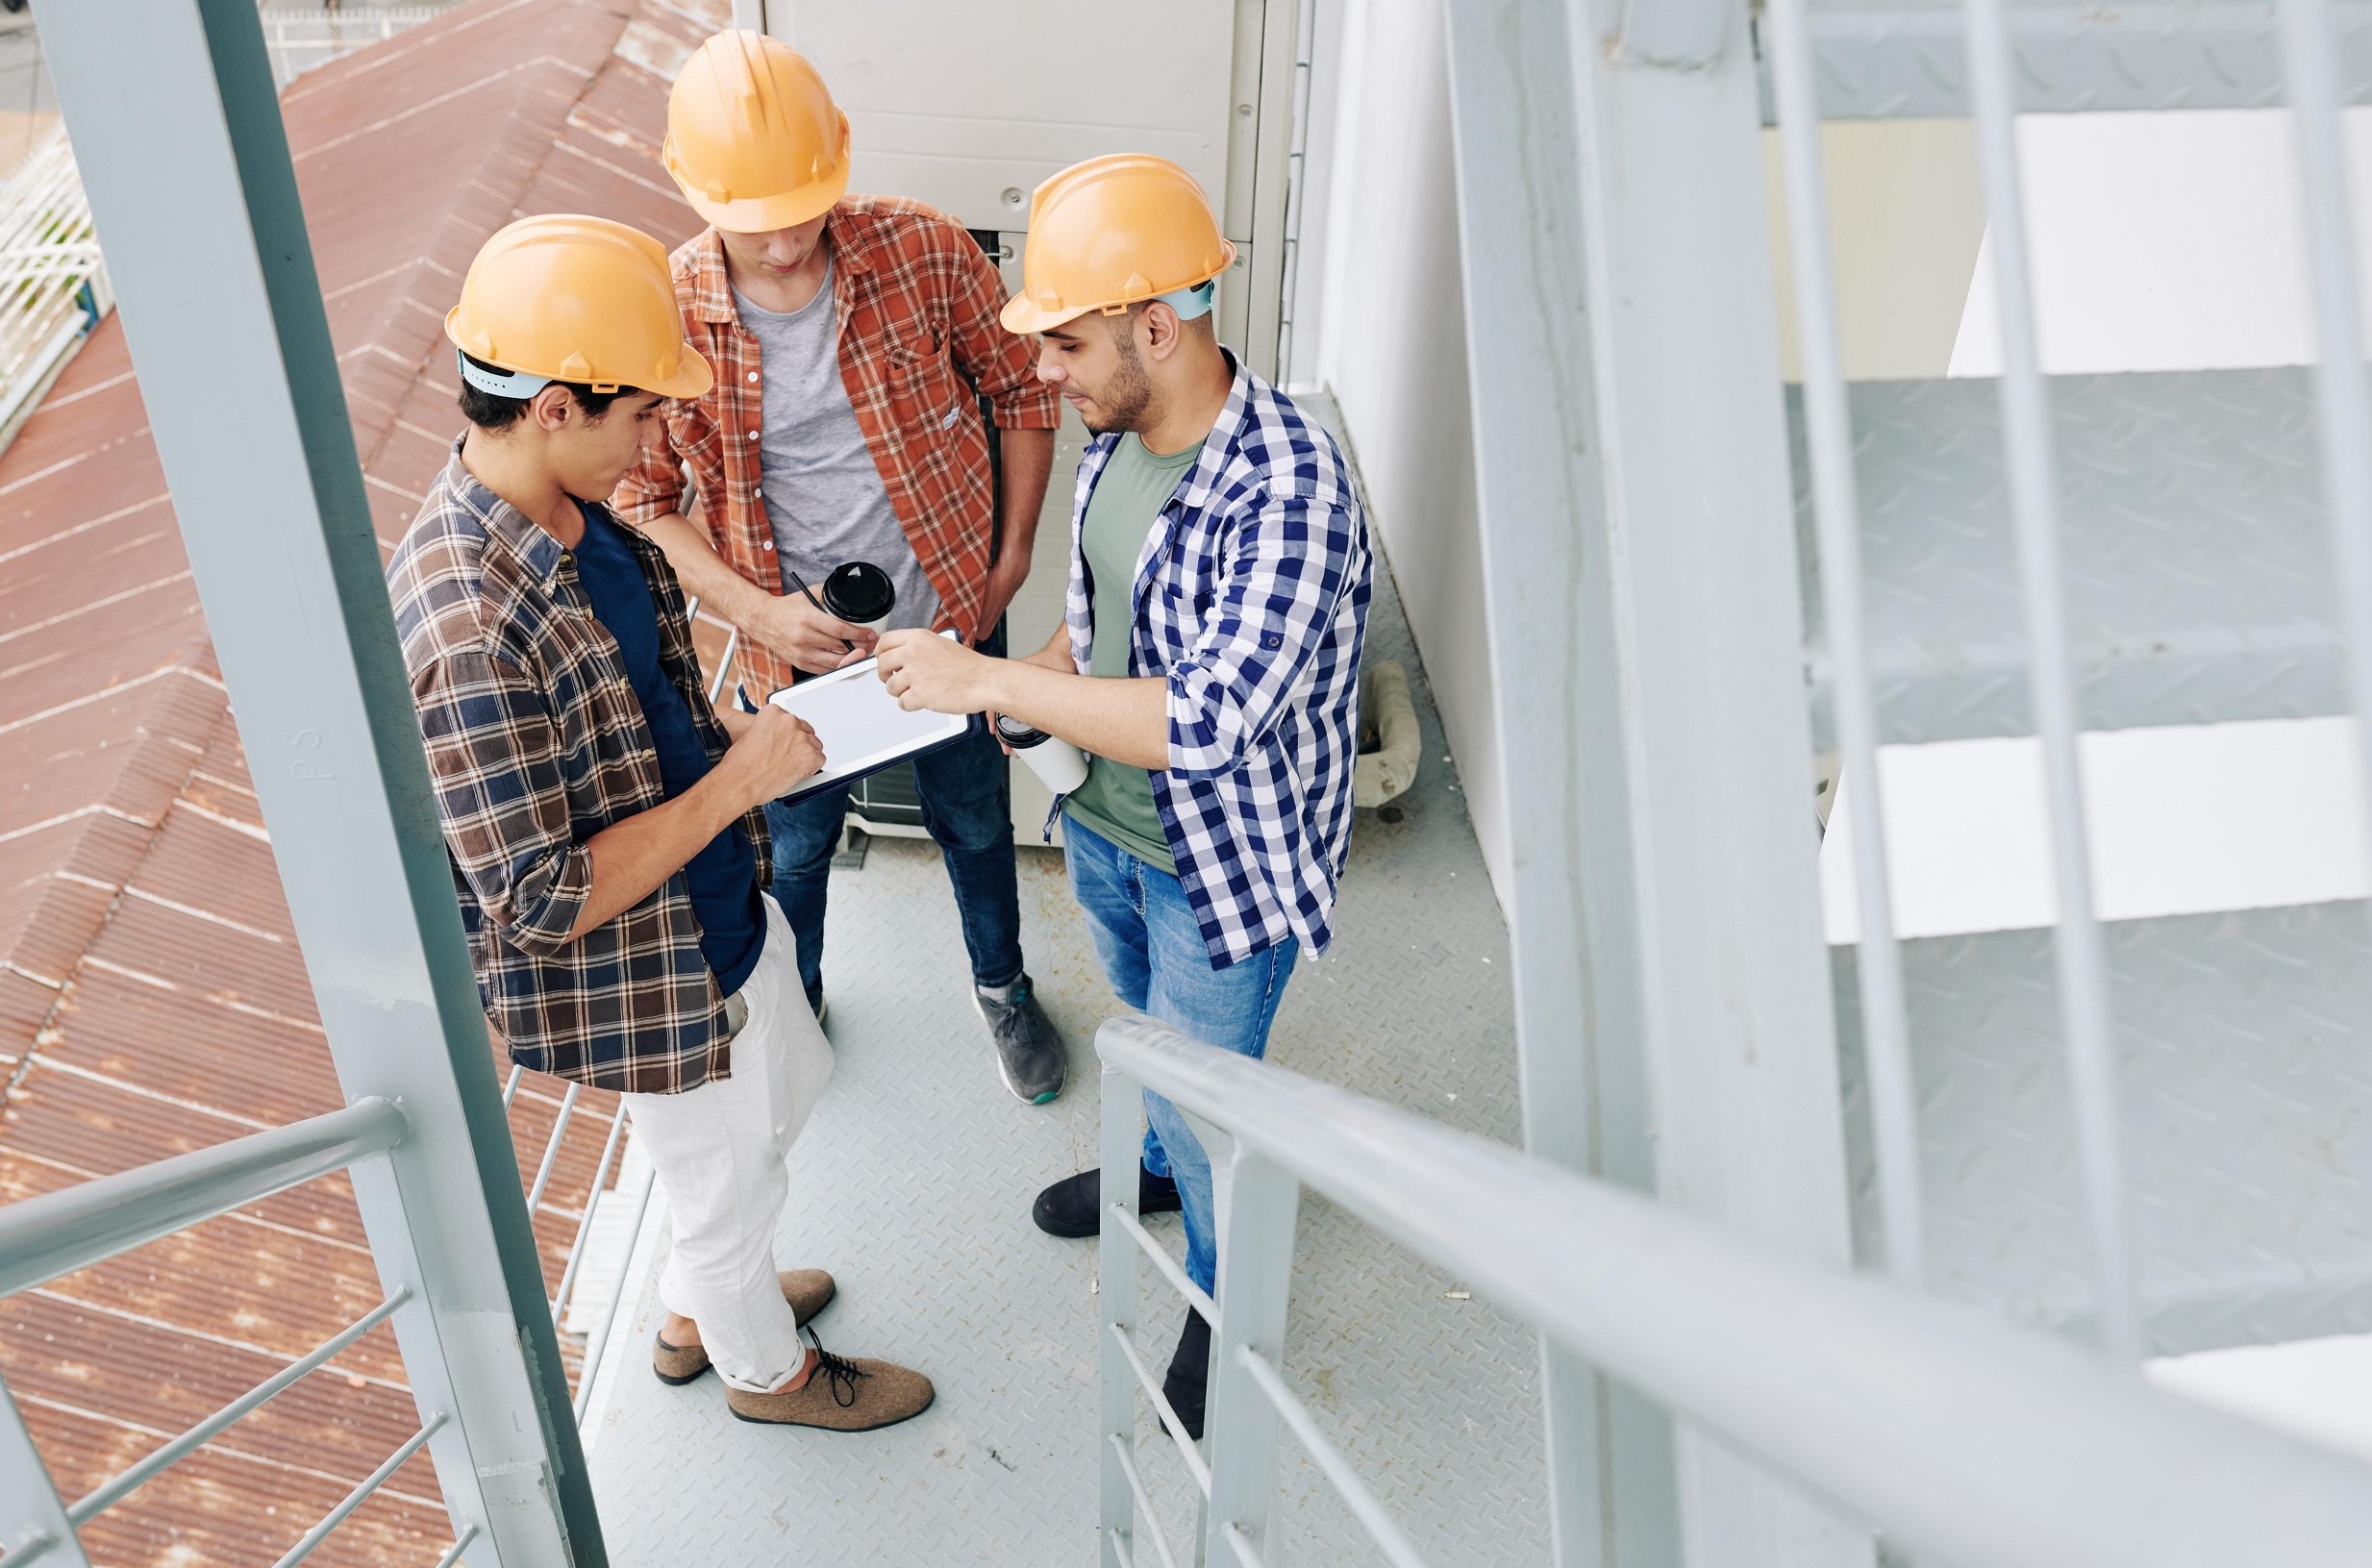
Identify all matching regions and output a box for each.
[766,630,973,805]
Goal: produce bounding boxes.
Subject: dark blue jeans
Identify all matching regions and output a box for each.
[762,623,1023,1009]
[1065,819,1299,1294]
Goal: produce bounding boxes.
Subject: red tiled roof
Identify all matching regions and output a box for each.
[0,1,726,1560]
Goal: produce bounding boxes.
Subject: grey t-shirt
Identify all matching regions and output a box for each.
[734,263,941,634]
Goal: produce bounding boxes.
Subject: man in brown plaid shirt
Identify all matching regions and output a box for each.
[391,214,935,1432]
[613,32,1068,1105]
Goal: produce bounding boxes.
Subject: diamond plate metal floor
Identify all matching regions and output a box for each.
[1835,898,2372,1355]
[581,561,1548,1566]
[1792,369,2347,749]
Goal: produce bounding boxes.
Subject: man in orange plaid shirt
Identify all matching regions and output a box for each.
[614,32,1066,1104]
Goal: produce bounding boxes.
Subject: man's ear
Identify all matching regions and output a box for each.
[1140,301,1183,361]
[529,384,575,432]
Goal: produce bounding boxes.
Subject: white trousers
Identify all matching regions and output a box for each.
[623,898,834,1391]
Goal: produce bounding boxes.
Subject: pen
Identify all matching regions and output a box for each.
[783,565,855,655]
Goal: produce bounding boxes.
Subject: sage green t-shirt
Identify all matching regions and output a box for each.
[1061,433,1200,873]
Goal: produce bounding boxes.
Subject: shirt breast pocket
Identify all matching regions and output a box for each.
[882,333,963,432]
[1154,578,1213,633]
[674,408,722,461]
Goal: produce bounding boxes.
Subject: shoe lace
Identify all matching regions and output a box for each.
[985,981,1038,1043]
[802,1326,870,1408]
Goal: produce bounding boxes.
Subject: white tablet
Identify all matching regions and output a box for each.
[764,631,973,803]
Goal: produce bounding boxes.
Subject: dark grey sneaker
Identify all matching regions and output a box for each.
[977,975,1065,1105]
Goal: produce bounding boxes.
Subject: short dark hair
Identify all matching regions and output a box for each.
[456,352,638,432]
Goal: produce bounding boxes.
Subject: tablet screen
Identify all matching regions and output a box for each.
[765,634,971,794]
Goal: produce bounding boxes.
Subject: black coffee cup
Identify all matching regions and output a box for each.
[821,560,895,633]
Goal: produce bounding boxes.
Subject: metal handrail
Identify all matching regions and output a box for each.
[549,1107,628,1327]
[0,1099,408,1298]
[573,1163,658,1425]
[1096,1016,2372,1568]
[68,1291,412,1524]
[265,1413,445,1568]
[1107,1201,1214,1324]
[1108,1434,1182,1568]
[1232,1346,1424,1568]
[1760,0,1924,1287]
[428,1526,479,1568]
[1961,0,2141,1370]
[523,1083,581,1213]
[1107,1323,1211,1497]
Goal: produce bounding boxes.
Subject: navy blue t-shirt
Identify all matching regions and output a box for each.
[571,505,764,998]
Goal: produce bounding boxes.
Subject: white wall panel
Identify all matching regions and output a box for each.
[1311,0,1509,902]
[772,1,1237,234]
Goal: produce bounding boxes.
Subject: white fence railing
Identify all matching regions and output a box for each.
[258,8,448,89]
[0,129,106,451]
[1096,1016,2372,1568]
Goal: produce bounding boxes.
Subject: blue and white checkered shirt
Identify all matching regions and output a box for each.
[1064,356,1373,966]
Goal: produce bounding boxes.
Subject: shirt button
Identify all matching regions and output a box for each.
[747,431,759,440]
[747,371,759,382]
[762,539,775,551]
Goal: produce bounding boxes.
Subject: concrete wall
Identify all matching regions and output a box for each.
[1310,0,1510,895]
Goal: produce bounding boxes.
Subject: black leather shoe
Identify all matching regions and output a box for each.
[1031,1163,1183,1239]
[1161,1308,1211,1441]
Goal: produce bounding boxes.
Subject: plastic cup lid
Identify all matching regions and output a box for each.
[822,560,894,622]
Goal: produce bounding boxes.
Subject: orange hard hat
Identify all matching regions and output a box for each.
[1000,154,1236,336]
[664,31,850,234]
[444,214,712,400]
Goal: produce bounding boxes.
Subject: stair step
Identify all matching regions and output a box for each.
[1773,1,2372,120]
[1834,898,2372,1355]
[1794,367,2344,748]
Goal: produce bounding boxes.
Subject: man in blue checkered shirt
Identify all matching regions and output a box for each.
[875,153,1371,1436]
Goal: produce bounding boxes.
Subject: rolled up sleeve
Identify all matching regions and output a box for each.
[412,651,590,955]
[949,240,1060,431]
[612,405,697,535]
[1166,488,1355,780]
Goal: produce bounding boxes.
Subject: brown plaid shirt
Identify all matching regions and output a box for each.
[388,445,770,1094]
[612,197,1061,697]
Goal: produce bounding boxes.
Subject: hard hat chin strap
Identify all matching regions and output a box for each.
[457,349,554,399]
[1155,279,1216,321]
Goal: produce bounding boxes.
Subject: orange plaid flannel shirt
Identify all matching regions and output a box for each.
[613,198,1061,698]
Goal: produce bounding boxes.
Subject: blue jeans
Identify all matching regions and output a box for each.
[1065,819,1299,1293]
[762,624,1023,1009]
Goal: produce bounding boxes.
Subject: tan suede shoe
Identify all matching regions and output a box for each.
[651,1269,836,1386]
[725,1332,935,1432]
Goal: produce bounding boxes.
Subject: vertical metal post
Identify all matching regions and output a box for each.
[1762,0,1925,1282]
[1099,1063,1145,1568]
[573,1164,659,1427]
[1200,1151,1301,1568]
[1439,2,1677,1562]
[1275,0,1319,386]
[1444,0,1872,1560]
[2276,0,2372,977]
[35,3,600,1561]
[1961,0,2141,1363]
[1222,0,1300,380]
[0,1377,93,1568]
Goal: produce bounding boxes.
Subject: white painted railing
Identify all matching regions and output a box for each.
[257,8,446,89]
[0,129,106,453]
[1096,1016,2372,1568]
